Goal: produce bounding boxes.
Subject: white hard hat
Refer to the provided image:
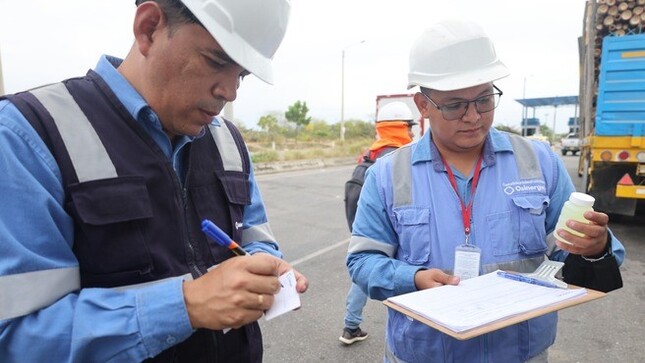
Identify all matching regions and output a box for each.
[181,0,291,84]
[407,19,509,91]
[377,101,414,123]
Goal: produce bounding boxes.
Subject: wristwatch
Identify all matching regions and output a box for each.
[581,232,612,263]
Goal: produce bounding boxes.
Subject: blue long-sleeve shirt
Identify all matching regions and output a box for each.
[348,130,625,301]
[346,130,625,362]
[0,55,280,362]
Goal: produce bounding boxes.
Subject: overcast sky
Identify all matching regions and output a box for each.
[0,0,587,133]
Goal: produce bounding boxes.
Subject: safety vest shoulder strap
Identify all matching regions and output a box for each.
[505,132,542,180]
[30,82,118,182]
[206,118,250,175]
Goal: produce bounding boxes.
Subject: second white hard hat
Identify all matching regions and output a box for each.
[377,101,414,123]
[407,19,509,91]
[181,0,291,85]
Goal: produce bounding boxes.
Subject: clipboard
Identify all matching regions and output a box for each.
[383,283,606,341]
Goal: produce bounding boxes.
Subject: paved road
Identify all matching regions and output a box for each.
[256,154,645,363]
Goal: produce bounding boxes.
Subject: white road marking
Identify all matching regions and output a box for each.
[289,238,350,267]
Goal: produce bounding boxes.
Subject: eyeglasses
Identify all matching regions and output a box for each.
[421,85,503,121]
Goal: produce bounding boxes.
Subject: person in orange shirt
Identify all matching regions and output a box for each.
[340,101,417,345]
[364,102,417,161]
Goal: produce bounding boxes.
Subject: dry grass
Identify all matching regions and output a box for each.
[249,138,372,163]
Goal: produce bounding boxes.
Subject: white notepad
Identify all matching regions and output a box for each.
[265,269,301,321]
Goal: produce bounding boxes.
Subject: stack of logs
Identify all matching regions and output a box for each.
[597,0,645,38]
[593,0,645,74]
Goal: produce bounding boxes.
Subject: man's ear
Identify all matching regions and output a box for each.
[132,2,165,56]
[413,92,431,118]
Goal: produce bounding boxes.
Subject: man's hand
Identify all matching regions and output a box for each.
[182,253,309,331]
[182,254,281,330]
[555,210,610,257]
[414,268,460,290]
[274,258,309,294]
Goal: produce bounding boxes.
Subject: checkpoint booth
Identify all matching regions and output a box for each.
[515,96,580,143]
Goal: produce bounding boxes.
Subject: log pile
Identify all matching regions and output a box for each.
[596,0,645,38]
[593,0,645,76]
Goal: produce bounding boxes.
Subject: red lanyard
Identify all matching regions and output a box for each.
[440,153,484,244]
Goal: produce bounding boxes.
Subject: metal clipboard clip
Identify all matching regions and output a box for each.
[523,260,568,289]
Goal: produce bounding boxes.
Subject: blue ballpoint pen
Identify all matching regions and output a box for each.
[496,270,561,289]
[201,219,248,256]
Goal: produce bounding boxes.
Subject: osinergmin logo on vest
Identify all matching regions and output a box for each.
[502,180,546,195]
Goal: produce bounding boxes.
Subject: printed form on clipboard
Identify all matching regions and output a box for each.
[384,270,603,339]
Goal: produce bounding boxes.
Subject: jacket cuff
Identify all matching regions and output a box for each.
[136,277,194,357]
[394,265,427,296]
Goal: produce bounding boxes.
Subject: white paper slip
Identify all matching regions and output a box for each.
[265,269,301,321]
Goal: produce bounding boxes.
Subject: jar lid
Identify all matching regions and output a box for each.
[570,192,595,207]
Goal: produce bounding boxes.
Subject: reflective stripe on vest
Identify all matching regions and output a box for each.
[348,235,396,256]
[241,222,277,245]
[30,83,117,182]
[482,256,545,274]
[392,145,413,208]
[207,122,243,172]
[0,267,80,320]
[506,133,542,180]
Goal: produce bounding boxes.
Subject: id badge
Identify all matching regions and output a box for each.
[453,244,481,280]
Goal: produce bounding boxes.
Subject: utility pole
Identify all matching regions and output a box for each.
[340,40,365,141]
[551,105,559,145]
[0,46,5,96]
[522,77,527,136]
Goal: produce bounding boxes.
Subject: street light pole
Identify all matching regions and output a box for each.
[340,40,365,141]
[0,46,5,96]
[521,75,533,136]
[551,105,559,145]
[522,76,527,136]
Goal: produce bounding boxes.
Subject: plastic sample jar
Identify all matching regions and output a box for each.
[554,192,595,245]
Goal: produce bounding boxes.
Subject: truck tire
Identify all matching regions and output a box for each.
[561,149,568,156]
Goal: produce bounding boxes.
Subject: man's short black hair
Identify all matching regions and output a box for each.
[135,0,203,30]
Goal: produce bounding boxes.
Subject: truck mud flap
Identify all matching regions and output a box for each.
[589,162,637,216]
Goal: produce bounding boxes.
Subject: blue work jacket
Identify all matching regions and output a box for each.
[0,56,280,363]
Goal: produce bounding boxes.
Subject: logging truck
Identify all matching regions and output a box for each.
[578,0,645,216]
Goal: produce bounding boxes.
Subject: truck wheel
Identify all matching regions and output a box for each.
[561,150,567,156]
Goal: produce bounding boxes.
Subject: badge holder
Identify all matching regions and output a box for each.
[522,260,568,289]
[453,243,481,280]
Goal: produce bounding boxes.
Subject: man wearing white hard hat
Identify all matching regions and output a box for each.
[347,19,624,363]
[340,101,416,345]
[0,1,307,362]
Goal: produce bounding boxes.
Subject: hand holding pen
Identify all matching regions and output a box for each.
[181,219,310,331]
[201,219,248,256]
[180,219,281,330]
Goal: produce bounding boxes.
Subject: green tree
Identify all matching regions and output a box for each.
[343,119,375,139]
[304,120,332,139]
[258,114,279,133]
[285,100,311,143]
[540,124,554,143]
